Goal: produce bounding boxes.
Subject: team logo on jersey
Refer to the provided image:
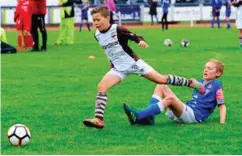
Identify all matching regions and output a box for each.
[102,41,119,50]
[132,65,138,69]
[216,88,224,101]
[111,32,117,39]
[208,84,212,89]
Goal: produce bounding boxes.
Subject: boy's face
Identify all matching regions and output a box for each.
[203,62,221,81]
[92,13,110,31]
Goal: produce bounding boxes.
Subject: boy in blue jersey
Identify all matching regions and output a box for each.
[161,0,170,31]
[79,0,91,31]
[211,0,222,28]
[123,59,226,125]
[225,0,231,29]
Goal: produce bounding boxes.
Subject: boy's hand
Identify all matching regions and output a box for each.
[138,41,149,48]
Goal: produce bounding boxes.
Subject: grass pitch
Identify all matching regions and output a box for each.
[1,26,242,154]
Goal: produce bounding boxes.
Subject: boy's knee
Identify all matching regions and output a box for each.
[156,84,169,91]
[164,96,176,102]
[97,83,107,92]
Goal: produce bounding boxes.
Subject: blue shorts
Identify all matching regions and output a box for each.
[226,11,231,17]
[81,16,88,21]
[212,9,220,17]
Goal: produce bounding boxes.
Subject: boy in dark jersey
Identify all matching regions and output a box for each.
[123,59,226,125]
[83,6,205,129]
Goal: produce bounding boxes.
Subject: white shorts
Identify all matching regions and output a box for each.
[107,59,154,80]
[236,5,242,29]
[166,105,197,124]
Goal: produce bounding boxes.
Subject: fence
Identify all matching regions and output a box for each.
[0,4,236,25]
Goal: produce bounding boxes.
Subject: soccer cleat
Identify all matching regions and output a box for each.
[188,79,206,95]
[83,118,104,129]
[123,103,138,125]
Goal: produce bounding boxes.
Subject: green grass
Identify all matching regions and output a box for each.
[1,27,242,154]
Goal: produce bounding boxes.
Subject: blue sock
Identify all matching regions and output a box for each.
[211,19,214,28]
[137,95,164,120]
[79,24,83,31]
[217,19,221,28]
[227,21,230,29]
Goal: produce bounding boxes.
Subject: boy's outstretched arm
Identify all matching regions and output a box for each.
[117,26,149,48]
[218,104,226,124]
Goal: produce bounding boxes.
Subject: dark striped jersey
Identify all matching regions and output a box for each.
[94,24,144,71]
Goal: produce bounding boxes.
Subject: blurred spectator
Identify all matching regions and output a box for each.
[14,0,34,51]
[80,0,91,31]
[55,0,75,45]
[211,0,222,28]
[225,0,231,29]
[231,0,242,49]
[1,27,17,54]
[161,0,170,30]
[106,0,117,24]
[31,0,47,52]
[148,0,159,25]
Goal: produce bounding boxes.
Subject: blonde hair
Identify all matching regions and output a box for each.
[91,6,110,17]
[207,59,224,78]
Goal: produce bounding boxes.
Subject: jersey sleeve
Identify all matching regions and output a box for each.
[216,87,224,105]
[117,26,145,43]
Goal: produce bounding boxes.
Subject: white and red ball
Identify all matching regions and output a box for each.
[7,124,31,146]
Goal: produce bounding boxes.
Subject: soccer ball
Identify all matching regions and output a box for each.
[7,124,31,146]
[180,40,189,47]
[163,39,173,46]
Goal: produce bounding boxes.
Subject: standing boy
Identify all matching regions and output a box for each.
[31,0,47,51]
[55,0,75,45]
[211,0,222,28]
[14,0,34,50]
[79,0,91,31]
[83,6,205,129]
[225,0,231,29]
[161,0,170,31]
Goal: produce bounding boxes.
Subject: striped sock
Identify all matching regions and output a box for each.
[166,74,190,86]
[95,92,108,120]
[239,37,242,46]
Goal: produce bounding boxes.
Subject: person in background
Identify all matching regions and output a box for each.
[55,0,75,45]
[31,0,47,52]
[106,0,117,24]
[211,0,222,28]
[148,0,159,25]
[14,0,34,51]
[225,0,231,29]
[161,0,170,31]
[0,27,17,54]
[80,0,91,31]
[232,0,242,49]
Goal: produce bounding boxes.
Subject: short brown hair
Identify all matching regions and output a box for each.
[91,6,110,17]
[207,59,224,77]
